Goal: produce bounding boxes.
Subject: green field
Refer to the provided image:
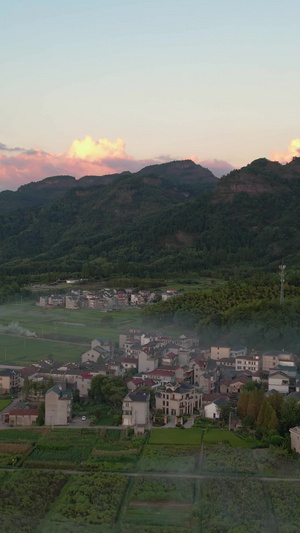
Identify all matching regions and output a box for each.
[0,428,299,531]
[0,301,144,365]
[149,428,203,445]
[0,399,12,411]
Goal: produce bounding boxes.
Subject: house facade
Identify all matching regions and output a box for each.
[122,390,150,432]
[45,386,72,426]
[8,402,38,426]
[290,427,300,454]
[235,355,261,373]
[155,382,201,416]
[0,369,20,394]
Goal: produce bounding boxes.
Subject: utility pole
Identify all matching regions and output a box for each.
[279,263,286,306]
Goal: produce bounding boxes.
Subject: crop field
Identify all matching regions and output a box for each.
[0,470,68,533]
[121,477,197,531]
[0,427,300,531]
[139,444,199,473]
[199,478,272,532]
[268,481,300,532]
[252,447,300,478]
[202,445,257,475]
[40,473,128,532]
[0,334,85,365]
[15,428,145,472]
[149,428,203,445]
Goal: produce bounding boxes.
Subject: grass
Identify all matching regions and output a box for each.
[0,302,142,364]
[0,399,12,411]
[149,428,203,446]
[203,429,256,448]
[0,334,86,365]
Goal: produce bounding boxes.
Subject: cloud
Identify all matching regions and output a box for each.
[0,136,137,190]
[0,142,25,152]
[190,155,235,177]
[271,138,300,163]
[0,134,235,191]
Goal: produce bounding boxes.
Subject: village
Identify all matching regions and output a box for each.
[1,328,300,453]
[37,286,180,310]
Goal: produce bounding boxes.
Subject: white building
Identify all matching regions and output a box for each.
[268,371,290,394]
[290,427,300,454]
[122,390,150,433]
[235,355,260,373]
[204,397,230,419]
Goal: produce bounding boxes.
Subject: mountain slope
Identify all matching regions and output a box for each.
[0,159,218,214]
[0,157,299,279]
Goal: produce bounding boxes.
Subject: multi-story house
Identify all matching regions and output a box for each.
[0,369,20,394]
[45,386,72,426]
[122,390,150,433]
[235,355,261,373]
[290,427,300,454]
[262,350,295,372]
[155,382,201,416]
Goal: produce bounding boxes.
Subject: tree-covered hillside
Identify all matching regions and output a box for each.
[142,279,300,352]
[0,157,299,281]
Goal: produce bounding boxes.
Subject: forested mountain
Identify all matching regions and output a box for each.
[0,157,299,281]
[0,159,217,214]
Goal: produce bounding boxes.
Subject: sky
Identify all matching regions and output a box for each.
[1,0,300,191]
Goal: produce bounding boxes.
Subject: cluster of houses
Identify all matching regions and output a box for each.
[1,332,299,435]
[38,287,181,311]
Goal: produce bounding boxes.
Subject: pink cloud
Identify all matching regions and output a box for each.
[0,135,236,190]
[271,138,300,163]
[0,137,141,191]
[190,155,235,177]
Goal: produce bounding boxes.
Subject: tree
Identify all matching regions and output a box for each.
[268,408,278,431]
[36,403,45,426]
[88,375,127,408]
[279,397,300,435]
[218,402,233,425]
[22,377,30,401]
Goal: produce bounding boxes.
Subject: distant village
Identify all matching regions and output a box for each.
[38,286,181,310]
[1,327,300,452]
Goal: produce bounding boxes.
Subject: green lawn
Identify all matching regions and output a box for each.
[203,429,256,448]
[149,428,203,445]
[0,399,12,411]
[0,334,85,365]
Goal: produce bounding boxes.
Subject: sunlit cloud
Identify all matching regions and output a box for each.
[0,136,137,190]
[190,155,235,177]
[271,138,300,163]
[0,134,236,191]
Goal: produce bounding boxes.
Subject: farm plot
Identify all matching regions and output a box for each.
[253,448,300,478]
[139,444,199,473]
[0,470,67,533]
[0,428,44,442]
[24,428,100,469]
[149,428,203,445]
[0,334,85,365]
[199,478,268,532]
[268,481,300,532]
[41,473,128,532]
[122,477,197,531]
[202,445,257,475]
[83,433,145,472]
[0,442,32,467]
[203,428,255,448]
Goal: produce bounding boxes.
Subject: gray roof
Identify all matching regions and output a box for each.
[128,391,150,402]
